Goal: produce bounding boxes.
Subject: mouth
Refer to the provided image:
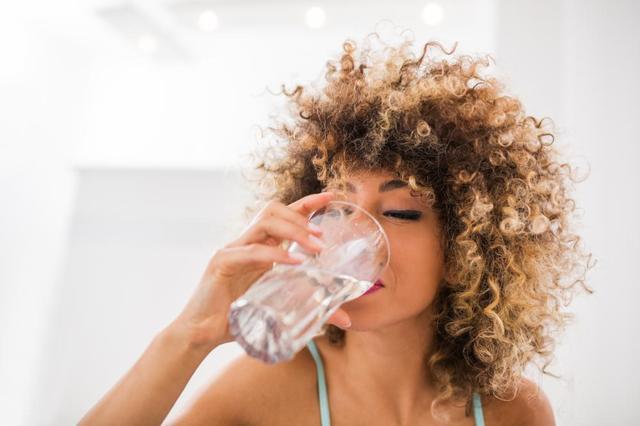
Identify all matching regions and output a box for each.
[362,279,385,296]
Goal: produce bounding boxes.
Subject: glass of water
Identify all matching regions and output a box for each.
[227,200,390,364]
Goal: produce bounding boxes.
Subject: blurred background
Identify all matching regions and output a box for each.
[0,0,638,424]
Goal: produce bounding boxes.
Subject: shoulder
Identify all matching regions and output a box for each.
[483,377,556,426]
[171,345,318,425]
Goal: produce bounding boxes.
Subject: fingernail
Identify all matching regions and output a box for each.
[343,319,351,328]
[309,234,326,249]
[289,252,307,262]
[308,222,323,233]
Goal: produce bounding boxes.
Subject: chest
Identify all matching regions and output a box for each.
[238,340,486,426]
[325,386,478,426]
[243,375,478,426]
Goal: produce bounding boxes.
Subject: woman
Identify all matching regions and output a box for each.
[80,34,593,425]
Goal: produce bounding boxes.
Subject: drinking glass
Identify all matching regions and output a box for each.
[227,200,390,364]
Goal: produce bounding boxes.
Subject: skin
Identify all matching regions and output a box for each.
[80,169,555,425]
[78,188,349,425]
[175,170,555,425]
[318,169,448,424]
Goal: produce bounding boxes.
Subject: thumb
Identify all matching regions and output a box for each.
[327,309,351,329]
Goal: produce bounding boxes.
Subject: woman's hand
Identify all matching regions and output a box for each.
[80,193,353,426]
[170,191,352,352]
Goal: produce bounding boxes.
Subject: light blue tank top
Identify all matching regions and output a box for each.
[306,339,486,426]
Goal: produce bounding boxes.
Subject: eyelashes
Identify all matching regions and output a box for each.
[338,207,422,221]
[384,210,422,221]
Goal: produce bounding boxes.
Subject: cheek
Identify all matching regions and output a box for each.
[389,230,444,298]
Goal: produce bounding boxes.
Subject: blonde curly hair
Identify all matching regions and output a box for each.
[243,31,595,418]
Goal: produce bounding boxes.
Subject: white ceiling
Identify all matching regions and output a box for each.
[0,0,497,169]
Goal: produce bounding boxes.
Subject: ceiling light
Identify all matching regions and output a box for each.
[137,34,158,54]
[305,6,326,29]
[422,2,444,26]
[198,10,218,32]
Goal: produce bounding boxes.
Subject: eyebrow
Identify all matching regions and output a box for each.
[345,179,408,193]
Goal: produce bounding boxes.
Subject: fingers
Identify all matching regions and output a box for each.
[236,216,325,254]
[327,308,351,329]
[228,192,334,250]
[266,200,325,235]
[212,243,305,279]
[288,191,336,217]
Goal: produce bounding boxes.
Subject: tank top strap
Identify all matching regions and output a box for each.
[306,339,332,426]
[472,391,486,426]
[307,339,485,426]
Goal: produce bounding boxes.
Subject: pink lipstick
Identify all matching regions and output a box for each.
[363,279,385,296]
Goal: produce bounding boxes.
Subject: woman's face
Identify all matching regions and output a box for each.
[324,169,445,331]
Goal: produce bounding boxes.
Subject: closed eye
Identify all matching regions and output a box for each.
[384,210,422,221]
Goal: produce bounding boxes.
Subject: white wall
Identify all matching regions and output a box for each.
[496,1,640,424]
[27,169,253,425]
[562,1,640,423]
[0,0,638,424]
[0,3,91,424]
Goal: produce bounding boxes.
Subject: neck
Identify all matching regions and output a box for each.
[339,306,438,421]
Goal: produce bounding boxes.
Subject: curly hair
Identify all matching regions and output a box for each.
[242,31,595,418]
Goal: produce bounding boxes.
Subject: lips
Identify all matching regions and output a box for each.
[361,279,383,294]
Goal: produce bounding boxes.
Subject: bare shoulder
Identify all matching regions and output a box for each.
[482,377,556,426]
[171,345,319,426]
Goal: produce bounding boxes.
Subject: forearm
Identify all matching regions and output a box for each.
[78,322,217,426]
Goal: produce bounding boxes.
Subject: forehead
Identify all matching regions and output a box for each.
[325,169,436,208]
[327,170,413,195]
[332,169,398,184]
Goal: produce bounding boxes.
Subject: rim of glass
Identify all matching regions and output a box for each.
[307,199,391,271]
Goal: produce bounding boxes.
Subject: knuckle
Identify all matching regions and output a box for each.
[248,217,268,237]
[299,229,312,241]
[287,207,305,223]
[210,247,224,262]
[245,243,262,253]
[207,248,226,272]
[259,218,273,235]
[265,199,281,212]
[252,211,267,225]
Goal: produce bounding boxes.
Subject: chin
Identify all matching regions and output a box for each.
[339,313,393,332]
[342,305,434,332]
[345,321,394,333]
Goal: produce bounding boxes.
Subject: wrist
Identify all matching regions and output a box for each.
[159,319,221,361]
